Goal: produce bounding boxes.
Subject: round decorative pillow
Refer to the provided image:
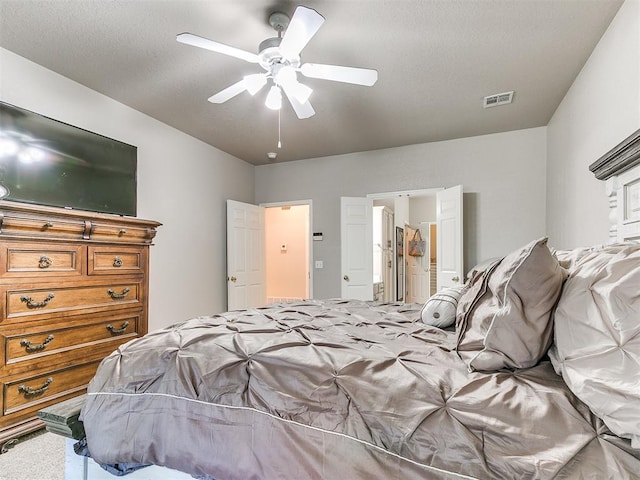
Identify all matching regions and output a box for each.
[549,243,640,448]
[420,286,466,328]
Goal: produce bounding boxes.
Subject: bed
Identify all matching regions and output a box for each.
[77,130,640,480]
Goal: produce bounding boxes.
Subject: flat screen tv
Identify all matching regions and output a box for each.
[0,101,137,216]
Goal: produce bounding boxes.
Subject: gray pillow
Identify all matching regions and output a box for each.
[420,286,466,328]
[465,257,500,281]
[549,243,640,449]
[455,237,567,372]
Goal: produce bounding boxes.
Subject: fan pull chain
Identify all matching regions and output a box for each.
[277,108,282,149]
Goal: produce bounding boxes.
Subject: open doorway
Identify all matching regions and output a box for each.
[404,223,437,302]
[227,199,313,310]
[369,189,441,303]
[340,186,462,303]
[263,202,312,303]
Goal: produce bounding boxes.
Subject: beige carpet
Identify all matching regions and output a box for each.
[0,429,65,480]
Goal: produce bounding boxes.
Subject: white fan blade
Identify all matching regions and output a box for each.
[177,33,259,64]
[208,80,247,104]
[281,82,315,119]
[279,6,325,59]
[243,73,268,95]
[300,63,378,86]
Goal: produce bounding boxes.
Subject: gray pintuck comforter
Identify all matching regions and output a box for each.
[80,300,640,479]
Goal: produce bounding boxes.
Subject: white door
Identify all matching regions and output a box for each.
[436,185,463,290]
[227,200,266,310]
[341,197,373,300]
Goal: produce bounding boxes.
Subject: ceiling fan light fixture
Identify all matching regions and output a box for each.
[274,65,296,84]
[244,74,267,95]
[274,65,312,103]
[265,85,282,110]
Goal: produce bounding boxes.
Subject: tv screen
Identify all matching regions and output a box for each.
[0,101,137,216]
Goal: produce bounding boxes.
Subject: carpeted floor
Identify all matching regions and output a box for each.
[0,429,65,480]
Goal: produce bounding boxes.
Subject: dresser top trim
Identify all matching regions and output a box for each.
[0,201,161,245]
[0,201,161,229]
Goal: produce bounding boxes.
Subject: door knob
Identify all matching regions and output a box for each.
[452,276,460,283]
[229,276,237,282]
[343,275,349,281]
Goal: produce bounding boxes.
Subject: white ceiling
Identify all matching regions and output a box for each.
[0,0,623,166]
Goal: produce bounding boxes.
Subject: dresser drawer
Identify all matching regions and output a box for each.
[90,222,155,244]
[3,282,141,323]
[2,360,100,417]
[0,242,84,278]
[0,213,86,240]
[88,246,145,275]
[2,311,140,368]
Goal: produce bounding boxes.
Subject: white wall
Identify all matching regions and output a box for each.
[409,196,437,225]
[547,0,640,248]
[0,48,255,330]
[255,127,547,299]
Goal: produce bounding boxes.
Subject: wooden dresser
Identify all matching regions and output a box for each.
[0,201,160,450]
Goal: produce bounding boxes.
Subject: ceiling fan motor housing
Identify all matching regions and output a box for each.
[258,37,300,71]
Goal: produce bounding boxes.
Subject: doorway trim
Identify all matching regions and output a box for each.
[260,199,314,300]
[368,188,443,302]
[367,188,443,200]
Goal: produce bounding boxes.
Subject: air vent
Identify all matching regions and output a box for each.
[483,91,514,108]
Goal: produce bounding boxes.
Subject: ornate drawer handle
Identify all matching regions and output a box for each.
[118,229,127,236]
[107,287,130,300]
[41,221,53,231]
[20,334,55,352]
[18,377,53,397]
[20,293,55,309]
[38,256,53,269]
[106,321,130,335]
[113,256,123,267]
[1,439,19,454]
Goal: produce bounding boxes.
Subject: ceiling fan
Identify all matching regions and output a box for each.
[176,5,378,119]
